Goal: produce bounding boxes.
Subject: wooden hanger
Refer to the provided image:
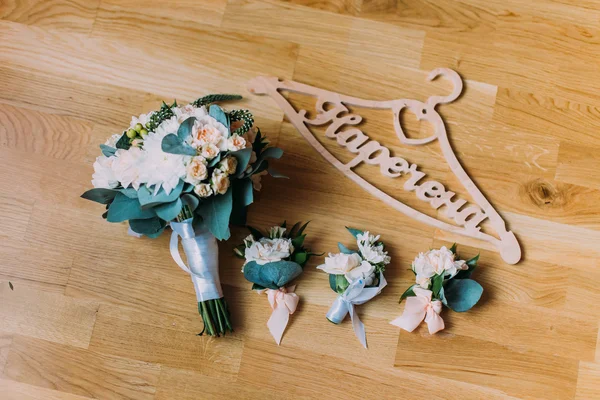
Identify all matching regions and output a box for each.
[247,69,521,264]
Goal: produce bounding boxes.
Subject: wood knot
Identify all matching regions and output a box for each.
[521,179,566,208]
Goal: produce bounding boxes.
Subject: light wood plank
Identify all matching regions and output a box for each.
[0,378,94,400]
[556,141,600,190]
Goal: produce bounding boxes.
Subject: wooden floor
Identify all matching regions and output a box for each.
[1,0,600,399]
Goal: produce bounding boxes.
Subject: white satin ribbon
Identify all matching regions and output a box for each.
[326,272,387,348]
[169,219,222,302]
[258,286,299,345]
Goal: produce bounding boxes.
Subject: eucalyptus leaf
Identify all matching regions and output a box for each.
[177,117,196,140]
[338,243,356,254]
[107,194,155,222]
[243,260,302,289]
[230,148,252,177]
[155,198,183,221]
[195,187,233,240]
[208,153,223,167]
[181,193,199,211]
[129,217,164,235]
[81,188,118,204]
[118,187,139,198]
[209,105,230,132]
[100,144,116,157]
[267,166,289,179]
[161,134,197,156]
[329,274,349,294]
[249,147,283,174]
[444,279,483,312]
[138,181,184,209]
[345,227,363,238]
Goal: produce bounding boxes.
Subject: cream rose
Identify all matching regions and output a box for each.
[201,143,220,160]
[219,156,238,175]
[211,170,230,195]
[190,115,228,150]
[412,246,467,283]
[317,253,362,275]
[227,135,247,151]
[244,237,294,265]
[185,156,208,184]
[193,183,213,198]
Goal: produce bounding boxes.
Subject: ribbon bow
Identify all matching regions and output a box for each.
[260,286,299,345]
[390,287,444,334]
[326,272,387,348]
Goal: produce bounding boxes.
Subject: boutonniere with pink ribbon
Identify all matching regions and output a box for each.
[234,222,317,344]
[317,228,390,348]
[391,244,482,334]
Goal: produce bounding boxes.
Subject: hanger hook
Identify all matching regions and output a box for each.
[425,68,463,108]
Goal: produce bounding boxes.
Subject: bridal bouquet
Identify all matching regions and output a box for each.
[317,228,390,348]
[390,244,482,334]
[81,94,285,336]
[234,222,315,344]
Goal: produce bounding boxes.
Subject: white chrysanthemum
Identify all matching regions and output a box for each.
[91,155,119,189]
[104,133,122,148]
[112,147,145,190]
[139,127,190,195]
[190,115,228,150]
[359,242,391,265]
[173,104,208,123]
[130,112,154,129]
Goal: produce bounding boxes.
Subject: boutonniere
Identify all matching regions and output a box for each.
[317,228,390,348]
[234,221,316,344]
[391,244,482,334]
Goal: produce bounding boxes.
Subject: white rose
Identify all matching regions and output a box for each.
[91,155,119,189]
[345,261,376,285]
[268,226,286,239]
[185,156,208,184]
[211,170,230,195]
[193,183,212,198]
[317,252,362,275]
[219,156,238,175]
[244,237,294,265]
[227,135,247,151]
[201,143,220,160]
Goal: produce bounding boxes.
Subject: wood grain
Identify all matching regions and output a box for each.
[1,0,599,398]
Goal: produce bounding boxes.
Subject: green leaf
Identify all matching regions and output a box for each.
[449,243,458,254]
[296,221,310,237]
[228,109,254,136]
[345,227,363,238]
[292,234,305,248]
[161,134,197,156]
[338,243,356,254]
[181,193,199,211]
[293,251,307,266]
[329,274,349,294]
[115,132,131,150]
[155,198,183,221]
[177,117,196,140]
[243,260,302,289]
[439,286,448,306]
[288,222,301,238]
[431,273,445,298]
[246,225,264,240]
[209,105,230,132]
[267,166,288,179]
[444,279,483,312]
[107,194,155,222]
[192,94,242,108]
[117,188,139,198]
[455,253,479,280]
[251,283,266,291]
[129,217,164,235]
[399,284,416,303]
[81,188,117,204]
[138,181,184,209]
[100,144,116,157]
[249,147,283,174]
[230,179,251,226]
[230,148,252,177]
[196,187,233,240]
[207,153,223,167]
[9,281,14,290]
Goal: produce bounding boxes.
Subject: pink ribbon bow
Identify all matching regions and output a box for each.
[260,286,299,345]
[390,287,444,334]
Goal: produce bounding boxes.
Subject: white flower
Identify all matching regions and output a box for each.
[269,226,286,239]
[250,170,268,191]
[317,253,362,275]
[185,156,208,185]
[111,147,144,190]
[345,261,376,285]
[219,156,237,175]
[412,246,467,283]
[359,242,391,265]
[155,115,180,136]
[130,112,154,130]
[244,237,294,265]
[190,115,228,150]
[193,183,212,198]
[416,276,431,289]
[173,104,208,123]
[91,155,119,189]
[243,234,255,247]
[357,231,380,246]
[211,170,230,195]
[138,126,189,195]
[227,135,247,151]
[104,133,122,148]
[201,143,220,160]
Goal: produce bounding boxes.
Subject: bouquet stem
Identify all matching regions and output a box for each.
[198,298,233,336]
